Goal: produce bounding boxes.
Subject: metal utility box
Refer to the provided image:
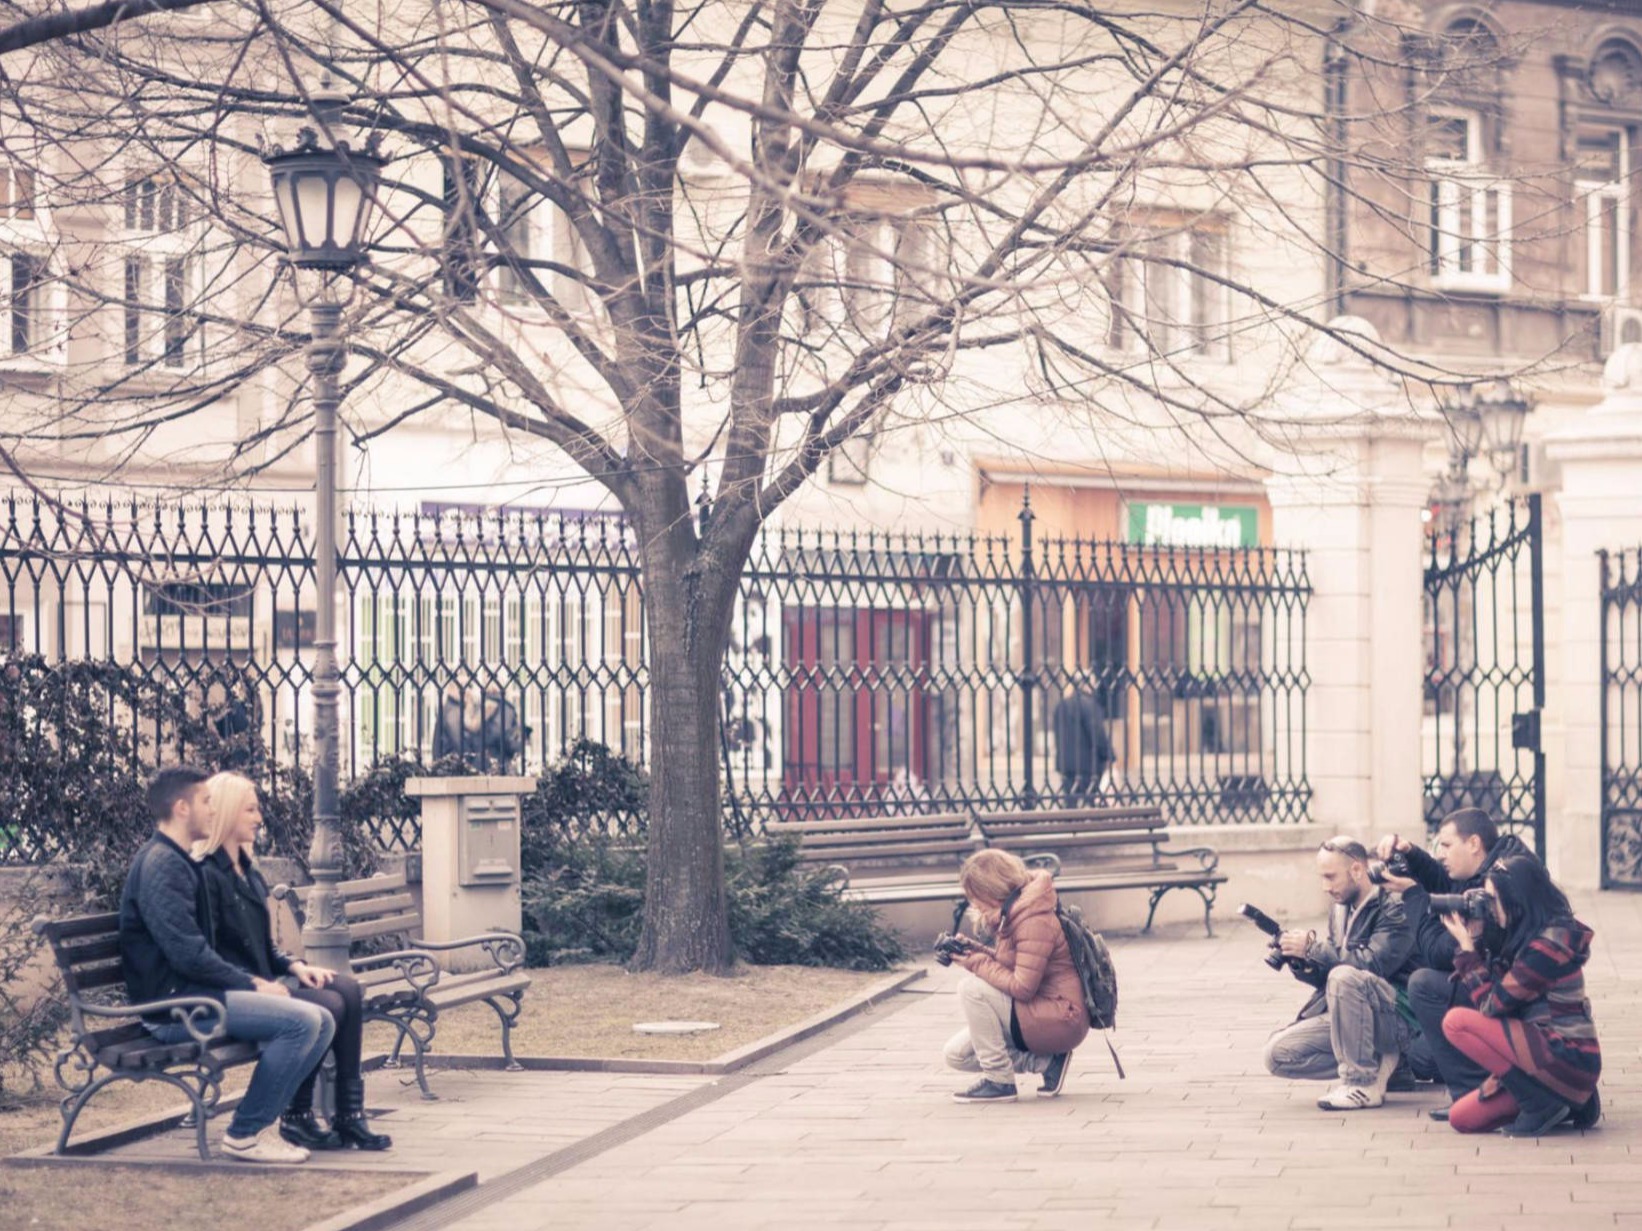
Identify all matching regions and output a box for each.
[457,794,521,886]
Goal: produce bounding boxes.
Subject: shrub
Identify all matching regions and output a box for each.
[520,836,905,971]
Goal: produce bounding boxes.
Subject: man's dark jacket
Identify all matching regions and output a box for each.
[199,847,296,981]
[1051,690,1114,780]
[118,832,257,1019]
[1289,888,1418,1020]
[1400,834,1530,971]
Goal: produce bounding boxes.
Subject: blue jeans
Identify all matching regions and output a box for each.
[149,990,335,1139]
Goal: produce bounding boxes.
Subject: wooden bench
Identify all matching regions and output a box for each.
[760,812,982,904]
[969,805,1226,935]
[272,871,531,1100]
[34,911,262,1159]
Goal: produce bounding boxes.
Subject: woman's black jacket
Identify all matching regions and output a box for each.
[198,847,296,981]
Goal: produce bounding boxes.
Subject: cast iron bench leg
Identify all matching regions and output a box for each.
[484,992,525,1072]
[370,1008,438,1100]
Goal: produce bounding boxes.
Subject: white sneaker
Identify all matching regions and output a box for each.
[222,1124,310,1163]
[1316,1051,1400,1111]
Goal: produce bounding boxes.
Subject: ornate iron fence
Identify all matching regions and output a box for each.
[1422,495,1545,852]
[0,491,1312,857]
[1601,546,1642,889]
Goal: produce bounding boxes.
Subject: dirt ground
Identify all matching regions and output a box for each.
[367,962,896,1062]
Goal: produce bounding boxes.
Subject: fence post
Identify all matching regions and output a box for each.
[1018,489,1038,809]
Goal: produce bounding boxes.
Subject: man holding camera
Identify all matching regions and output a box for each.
[1374,808,1529,1118]
[1261,838,1417,1110]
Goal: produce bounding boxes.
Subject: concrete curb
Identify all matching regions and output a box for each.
[372,964,928,1077]
[301,1169,479,1231]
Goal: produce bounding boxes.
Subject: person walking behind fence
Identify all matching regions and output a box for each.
[433,679,527,768]
[1262,838,1417,1111]
[118,766,334,1164]
[197,771,392,1151]
[1438,855,1602,1136]
[943,850,1089,1103]
[1052,687,1113,807]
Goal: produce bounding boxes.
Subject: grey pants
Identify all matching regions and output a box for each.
[1263,966,1408,1087]
[944,973,1051,1086]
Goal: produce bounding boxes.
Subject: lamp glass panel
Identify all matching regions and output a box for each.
[1449,406,1485,457]
[1481,399,1528,455]
[272,178,302,251]
[294,173,334,252]
[330,176,365,250]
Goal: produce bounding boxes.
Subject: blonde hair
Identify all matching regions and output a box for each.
[959,849,1031,904]
[193,771,259,862]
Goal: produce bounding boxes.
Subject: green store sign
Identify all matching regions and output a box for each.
[1126,502,1258,549]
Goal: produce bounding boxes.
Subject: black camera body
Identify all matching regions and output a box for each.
[1429,888,1494,922]
[932,932,975,967]
[1238,902,1323,976]
[1366,852,1411,886]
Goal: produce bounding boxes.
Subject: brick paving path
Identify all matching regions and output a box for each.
[94,890,1642,1230]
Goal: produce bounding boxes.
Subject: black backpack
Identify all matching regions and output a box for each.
[1055,902,1118,1030]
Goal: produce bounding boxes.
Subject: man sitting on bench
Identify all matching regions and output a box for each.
[118,766,334,1164]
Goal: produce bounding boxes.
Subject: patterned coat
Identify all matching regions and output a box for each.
[964,871,1091,1054]
[1453,920,1601,1104]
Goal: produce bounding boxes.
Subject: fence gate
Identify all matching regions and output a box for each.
[1423,495,1545,853]
[1600,547,1642,889]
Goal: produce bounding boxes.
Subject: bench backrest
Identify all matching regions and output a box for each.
[971,806,1169,863]
[762,812,978,865]
[35,912,127,1004]
[279,872,422,951]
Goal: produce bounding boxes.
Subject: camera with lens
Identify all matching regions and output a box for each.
[1237,903,1319,976]
[1366,852,1410,886]
[1428,888,1493,921]
[932,931,976,967]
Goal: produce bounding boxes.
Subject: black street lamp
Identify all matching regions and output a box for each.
[1436,378,1535,538]
[264,122,383,974]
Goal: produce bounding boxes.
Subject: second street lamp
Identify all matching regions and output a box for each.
[264,122,383,975]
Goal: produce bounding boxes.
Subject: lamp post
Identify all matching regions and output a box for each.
[1436,379,1535,537]
[264,120,383,974]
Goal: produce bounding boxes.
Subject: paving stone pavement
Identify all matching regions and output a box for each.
[87,889,1642,1230]
[437,889,1642,1231]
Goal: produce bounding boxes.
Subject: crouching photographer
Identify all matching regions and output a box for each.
[1259,838,1416,1111]
[1437,856,1602,1136]
[940,850,1090,1104]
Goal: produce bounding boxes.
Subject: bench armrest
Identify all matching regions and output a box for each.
[1024,852,1063,877]
[74,995,229,1046]
[1158,846,1221,874]
[406,932,527,974]
[350,948,443,992]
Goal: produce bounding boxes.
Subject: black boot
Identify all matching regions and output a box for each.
[1498,1069,1572,1137]
[280,1070,343,1150]
[1568,1087,1602,1130]
[333,1077,393,1151]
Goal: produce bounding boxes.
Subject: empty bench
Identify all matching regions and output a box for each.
[970,805,1226,934]
[34,911,260,1159]
[761,812,982,904]
[272,871,531,1098]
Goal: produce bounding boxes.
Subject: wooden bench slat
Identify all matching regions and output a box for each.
[973,806,1164,824]
[796,839,977,862]
[765,815,971,836]
[68,964,133,992]
[56,936,125,966]
[426,974,532,1011]
[346,913,423,942]
[791,826,978,846]
[338,871,408,895]
[344,893,417,921]
[40,913,121,943]
[975,816,1166,835]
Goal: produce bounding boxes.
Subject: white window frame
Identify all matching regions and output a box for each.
[1577,126,1631,301]
[119,167,203,371]
[494,167,590,311]
[0,163,64,371]
[1426,108,1512,294]
[1109,217,1233,361]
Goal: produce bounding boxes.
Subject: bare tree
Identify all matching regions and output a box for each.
[0,0,1538,970]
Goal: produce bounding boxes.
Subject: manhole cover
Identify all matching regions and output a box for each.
[631,1020,721,1035]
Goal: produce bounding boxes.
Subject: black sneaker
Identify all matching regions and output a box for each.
[1039,1053,1072,1098]
[1567,1089,1602,1130]
[1428,1107,1450,1123]
[952,1079,1018,1104]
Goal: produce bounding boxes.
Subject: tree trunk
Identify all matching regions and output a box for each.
[628,527,738,974]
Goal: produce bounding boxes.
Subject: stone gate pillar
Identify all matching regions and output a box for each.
[1265,319,1439,842]
[1543,344,1642,888]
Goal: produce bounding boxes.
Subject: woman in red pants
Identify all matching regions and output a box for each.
[1439,855,1601,1136]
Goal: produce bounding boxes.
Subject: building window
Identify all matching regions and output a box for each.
[120,170,196,369]
[1,166,35,221]
[1108,216,1232,360]
[1426,110,1511,292]
[794,187,939,342]
[1576,126,1631,299]
[442,157,483,304]
[495,167,589,309]
[8,252,45,354]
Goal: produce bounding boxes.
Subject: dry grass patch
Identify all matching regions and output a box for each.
[0,1162,421,1231]
[0,1070,253,1156]
[374,962,902,1062]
